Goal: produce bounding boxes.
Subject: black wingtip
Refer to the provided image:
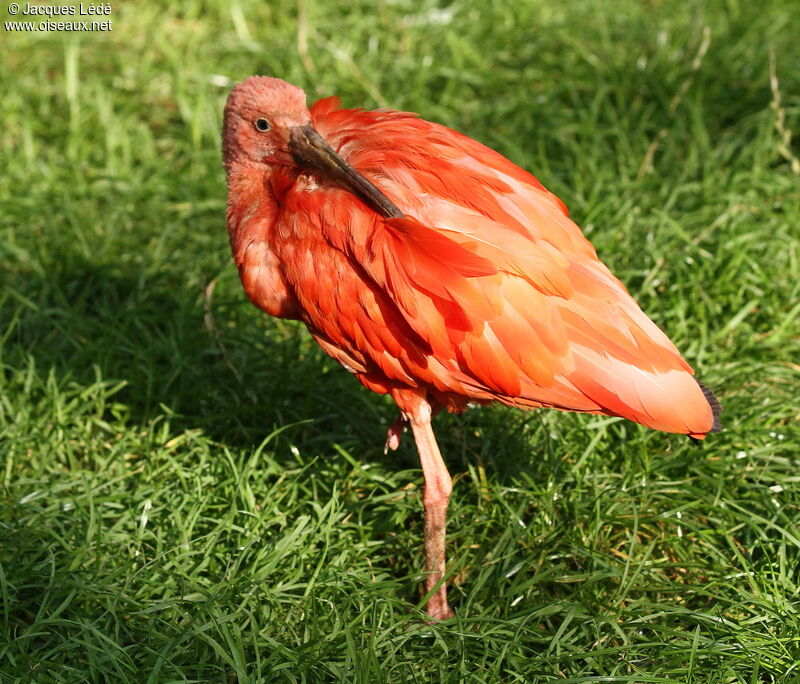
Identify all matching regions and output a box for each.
[695,378,723,433]
[687,378,722,443]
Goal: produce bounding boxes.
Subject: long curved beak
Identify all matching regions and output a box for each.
[289,124,403,219]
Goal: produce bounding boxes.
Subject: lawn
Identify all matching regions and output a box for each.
[1,0,799,681]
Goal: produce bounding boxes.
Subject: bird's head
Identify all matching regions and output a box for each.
[222,76,312,169]
[222,76,403,218]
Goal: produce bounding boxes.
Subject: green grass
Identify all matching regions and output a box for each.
[1,0,799,681]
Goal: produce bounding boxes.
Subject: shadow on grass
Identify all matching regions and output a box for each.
[4,255,350,440]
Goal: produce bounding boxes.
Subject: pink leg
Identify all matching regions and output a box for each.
[408,408,454,620]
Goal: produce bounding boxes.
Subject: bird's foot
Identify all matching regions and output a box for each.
[384,416,406,453]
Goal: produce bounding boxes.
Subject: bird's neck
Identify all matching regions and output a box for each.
[225,162,280,263]
[224,161,303,320]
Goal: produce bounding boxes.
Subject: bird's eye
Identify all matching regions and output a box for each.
[254,118,270,132]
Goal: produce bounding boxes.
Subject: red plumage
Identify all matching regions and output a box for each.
[223,76,720,619]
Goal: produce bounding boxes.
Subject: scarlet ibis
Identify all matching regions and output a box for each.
[222,76,721,620]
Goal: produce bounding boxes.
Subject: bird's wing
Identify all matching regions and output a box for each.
[294,100,717,436]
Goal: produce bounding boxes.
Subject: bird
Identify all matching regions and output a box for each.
[221,76,721,620]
